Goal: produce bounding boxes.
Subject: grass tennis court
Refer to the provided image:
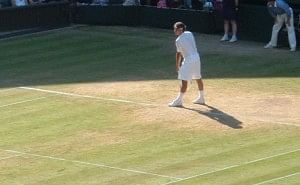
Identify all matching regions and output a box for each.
[0,25,299,185]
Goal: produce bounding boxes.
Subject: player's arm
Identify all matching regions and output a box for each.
[176,52,183,72]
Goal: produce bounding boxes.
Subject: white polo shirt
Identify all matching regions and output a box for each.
[175,31,202,80]
[175,31,199,60]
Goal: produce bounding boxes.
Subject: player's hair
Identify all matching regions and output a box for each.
[174,22,186,31]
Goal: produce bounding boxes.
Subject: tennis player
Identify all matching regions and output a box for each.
[169,22,205,107]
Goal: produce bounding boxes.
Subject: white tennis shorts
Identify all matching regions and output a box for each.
[178,54,202,81]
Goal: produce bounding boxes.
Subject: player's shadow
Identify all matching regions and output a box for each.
[183,104,243,129]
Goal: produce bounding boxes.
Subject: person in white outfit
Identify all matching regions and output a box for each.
[169,22,205,107]
[264,0,297,52]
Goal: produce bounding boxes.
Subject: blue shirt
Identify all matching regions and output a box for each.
[267,0,291,18]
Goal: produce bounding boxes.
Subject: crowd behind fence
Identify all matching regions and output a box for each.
[0,0,66,8]
[0,0,224,10]
[1,0,299,11]
[74,0,215,10]
[0,0,299,50]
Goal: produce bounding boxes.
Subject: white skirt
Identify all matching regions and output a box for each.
[178,54,202,81]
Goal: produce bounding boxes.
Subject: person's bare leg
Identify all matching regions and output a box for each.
[180,80,188,93]
[169,80,188,107]
[231,20,237,36]
[196,79,203,91]
[229,20,238,42]
[176,80,188,102]
[193,79,205,104]
[224,20,229,35]
[220,20,229,41]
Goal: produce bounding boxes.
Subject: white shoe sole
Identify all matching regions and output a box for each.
[220,39,229,42]
[193,101,205,105]
[168,100,183,107]
[193,99,205,105]
[264,44,276,49]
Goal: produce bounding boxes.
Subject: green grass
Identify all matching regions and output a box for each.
[0,26,299,185]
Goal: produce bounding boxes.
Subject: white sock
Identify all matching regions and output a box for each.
[198,90,204,98]
[176,92,185,101]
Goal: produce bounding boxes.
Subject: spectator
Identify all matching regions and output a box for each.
[202,0,213,11]
[183,0,191,9]
[220,0,239,42]
[168,0,182,8]
[11,0,28,6]
[92,0,108,5]
[264,0,297,52]
[212,0,222,12]
[28,0,42,4]
[157,0,167,8]
[76,0,93,5]
[123,0,140,6]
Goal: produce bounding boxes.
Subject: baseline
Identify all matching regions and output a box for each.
[19,86,159,107]
[2,149,182,180]
[0,96,55,109]
[0,88,17,93]
[0,26,81,41]
[19,86,300,127]
[0,154,23,161]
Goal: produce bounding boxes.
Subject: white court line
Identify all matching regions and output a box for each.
[254,172,300,185]
[0,154,22,161]
[162,148,300,185]
[19,86,161,107]
[0,88,17,93]
[0,96,53,109]
[0,26,78,41]
[18,87,243,117]
[2,149,182,180]
[19,87,300,127]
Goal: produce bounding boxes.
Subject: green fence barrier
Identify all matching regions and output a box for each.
[74,5,140,26]
[73,5,216,34]
[139,6,215,34]
[238,4,274,42]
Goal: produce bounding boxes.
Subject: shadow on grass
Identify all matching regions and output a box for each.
[182,104,243,129]
[0,25,299,89]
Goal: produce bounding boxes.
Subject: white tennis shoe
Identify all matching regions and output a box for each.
[168,99,183,107]
[220,35,229,42]
[193,97,205,105]
[229,36,237,43]
[264,43,275,49]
